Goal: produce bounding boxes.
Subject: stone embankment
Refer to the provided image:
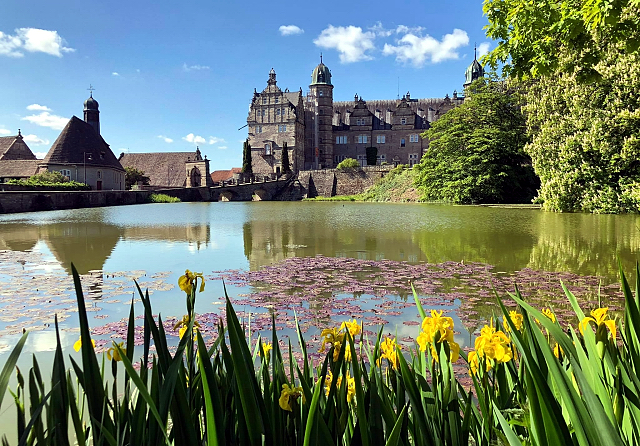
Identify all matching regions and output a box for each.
[298,165,393,198]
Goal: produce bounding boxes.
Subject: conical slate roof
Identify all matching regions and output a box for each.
[42,116,123,171]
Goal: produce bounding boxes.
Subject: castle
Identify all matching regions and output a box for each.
[247,53,484,175]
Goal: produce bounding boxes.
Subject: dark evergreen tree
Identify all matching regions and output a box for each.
[242,139,252,174]
[281,141,291,174]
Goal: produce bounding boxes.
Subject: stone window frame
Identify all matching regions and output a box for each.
[401,117,407,125]
[409,134,419,143]
[275,97,279,104]
[262,97,268,105]
[336,135,347,144]
[377,135,386,144]
[401,138,406,147]
[357,135,368,144]
[278,124,287,133]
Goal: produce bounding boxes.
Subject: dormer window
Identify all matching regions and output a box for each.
[263,98,267,104]
[100,151,105,160]
[275,98,279,104]
[401,118,407,125]
[265,144,271,155]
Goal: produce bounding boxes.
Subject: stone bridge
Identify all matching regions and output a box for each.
[209,177,293,201]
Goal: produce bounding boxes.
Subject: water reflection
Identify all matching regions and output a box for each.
[0,203,638,283]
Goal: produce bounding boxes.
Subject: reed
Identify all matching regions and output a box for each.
[1,262,638,445]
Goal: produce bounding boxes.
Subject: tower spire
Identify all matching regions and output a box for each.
[320,52,323,64]
[474,43,477,60]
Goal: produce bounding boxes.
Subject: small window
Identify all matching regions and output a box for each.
[257,125,262,133]
[401,138,406,147]
[357,135,368,144]
[276,108,281,116]
[275,97,279,104]
[261,110,265,116]
[262,98,267,104]
[377,135,385,144]
[319,109,323,115]
[278,125,287,132]
[318,90,324,97]
[97,170,102,179]
[401,118,407,125]
[336,135,347,144]
[265,144,271,155]
[410,134,419,142]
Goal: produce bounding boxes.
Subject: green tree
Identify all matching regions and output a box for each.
[524,45,640,212]
[124,167,150,190]
[484,0,640,80]
[366,146,378,166]
[414,77,538,204]
[242,139,252,174]
[30,171,69,183]
[336,158,360,169]
[281,141,291,174]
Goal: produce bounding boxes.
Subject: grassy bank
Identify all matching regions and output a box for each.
[2,262,640,445]
[148,193,181,203]
[304,165,420,202]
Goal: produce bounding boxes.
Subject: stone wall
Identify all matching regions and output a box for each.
[0,190,151,214]
[298,165,393,198]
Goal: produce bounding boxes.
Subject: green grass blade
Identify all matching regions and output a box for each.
[385,404,407,446]
[303,378,323,446]
[0,331,27,411]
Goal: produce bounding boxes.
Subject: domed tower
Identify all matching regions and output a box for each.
[463,45,485,89]
[309,55,334,169]
[84,92,100,135]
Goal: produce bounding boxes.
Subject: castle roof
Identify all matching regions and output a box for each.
[84,94,99,111]
[42,116,123,171]
[311,62,332,86]
[0,134,37,160]
[119,151,201,187]
[464,58,485,86]
[210,167,241,183]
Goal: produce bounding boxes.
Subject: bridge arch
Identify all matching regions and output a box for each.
[252,189,269,201]
[220,191,235,202]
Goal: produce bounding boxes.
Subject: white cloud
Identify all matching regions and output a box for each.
[26,104,51,111]
[369,22,393,37]
[477,42,491,58]
[0,28,75,58]
[183,63,210,72]
[208,136,225,145]
[382,28,469,66]
[157,135,173,143]
[183,133,206,145]
[279,25,304,36]
[314,25,376,63]
[33,151,47,159]
[112,72,120,76]
[0,128,11,135]
[395,25,424,35]
[21,111,68,130]
[22,134,49,145]
[217,146,227,150]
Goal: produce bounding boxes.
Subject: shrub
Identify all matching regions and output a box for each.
[148,193,181,203]
[336,158,360,169]
[125,167,150,190]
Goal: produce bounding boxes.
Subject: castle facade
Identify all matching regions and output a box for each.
[247,55,483,175]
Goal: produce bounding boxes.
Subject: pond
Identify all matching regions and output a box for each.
[0,201,638,388]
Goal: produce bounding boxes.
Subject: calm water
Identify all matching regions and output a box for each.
[0,201,638,438]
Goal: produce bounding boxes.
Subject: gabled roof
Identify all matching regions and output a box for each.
[119,151,202,187]
[0,160,39,178]
[0,135,37,160]
[210,167,241,183]
[42,116,123,171]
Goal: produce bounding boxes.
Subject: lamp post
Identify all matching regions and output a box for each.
[83,152,92,185]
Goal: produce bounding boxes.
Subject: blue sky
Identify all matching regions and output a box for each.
[0,0,492,171]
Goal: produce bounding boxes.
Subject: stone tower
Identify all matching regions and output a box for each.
[309,56,334,169]
[463,45,485,89]
[84,92,100,135]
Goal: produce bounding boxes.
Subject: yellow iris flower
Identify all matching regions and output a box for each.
[260,342,273,358]
[106,342,126,361]
[174,314,201,339]
[324,370,355,403]
[279,383,304,412]
[340,319,362,337]
[536,308,556,324]
[416,309,459,362]
[376,336,401,370]
[73,336,96,352]
[472,321,513,368]
[178,269,205,296]
[504,311,523,332]
[579,307,616,339]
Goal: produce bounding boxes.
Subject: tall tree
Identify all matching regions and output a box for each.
[281,141,291,174]
[484,0,640,80]
[242,139,252,174]
[124,167,150,190]
[414,77,538,204]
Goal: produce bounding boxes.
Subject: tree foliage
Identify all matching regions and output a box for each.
[414,77,538,204]
[336,158,360,169]
[124,167,150,190]
[483,0,640,80]
[524,45,640,212]
[281,141,291,174]
[242,139,252,174]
